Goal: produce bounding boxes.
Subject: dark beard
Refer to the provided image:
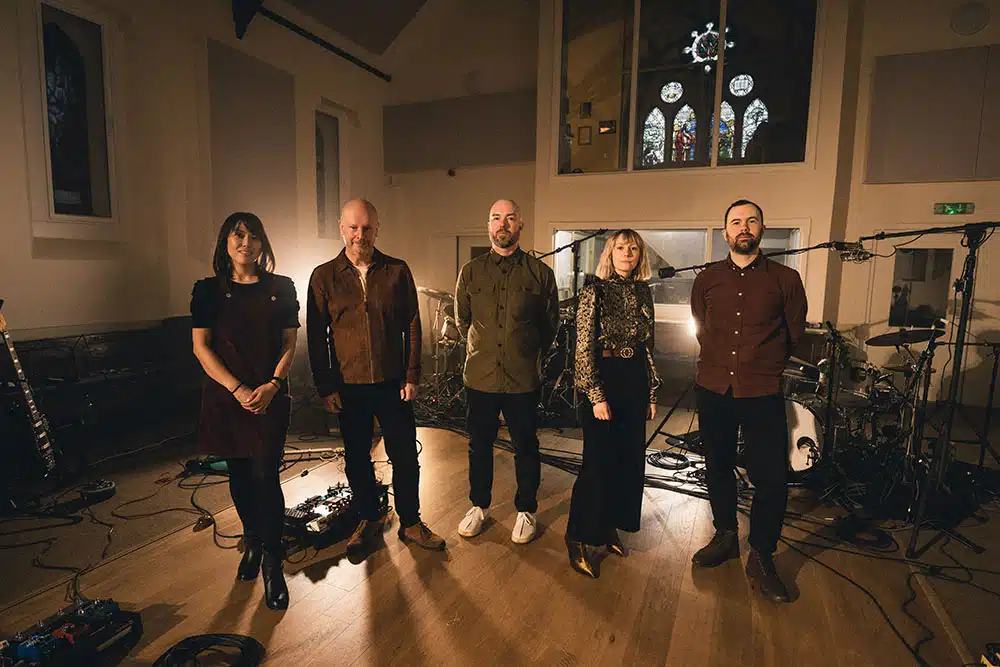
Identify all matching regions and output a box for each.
[731,235,760,255]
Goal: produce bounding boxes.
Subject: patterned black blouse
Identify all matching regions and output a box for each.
[575,273,661,405]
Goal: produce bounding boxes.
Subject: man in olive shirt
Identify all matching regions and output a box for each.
[454,199,559,544]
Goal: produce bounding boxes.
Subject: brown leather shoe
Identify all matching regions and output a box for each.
[346,518,382,561]
[398,521,446,551]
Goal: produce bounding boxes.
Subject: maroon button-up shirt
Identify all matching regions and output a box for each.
[691,254,807,398]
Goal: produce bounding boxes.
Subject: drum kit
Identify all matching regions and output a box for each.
[416,286,467,414]
[414,285,584,425]
[779,322,944,477]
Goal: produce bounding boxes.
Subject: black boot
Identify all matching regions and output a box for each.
[236,538,263,581]
[692,529,739,568]
[746,548,790,603]
[261,551,289,610]
[566,539,598,578]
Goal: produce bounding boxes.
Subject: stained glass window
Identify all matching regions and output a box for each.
[741,98,769,158]
[641,108,666,166]
[719,102,735,159]
[729,73,753,97]
[564,0,816,173]
[660,82,683,103]
[671,105,696,162]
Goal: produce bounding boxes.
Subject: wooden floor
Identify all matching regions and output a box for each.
[1,427,962,666]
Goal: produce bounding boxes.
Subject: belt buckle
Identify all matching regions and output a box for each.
[619,346,634,359]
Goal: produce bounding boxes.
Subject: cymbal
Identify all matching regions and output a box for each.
[865,329,944,347]
[883,364,936,374]
[417,286,454,301]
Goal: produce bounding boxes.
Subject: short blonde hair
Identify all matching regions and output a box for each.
[595,229,651,281]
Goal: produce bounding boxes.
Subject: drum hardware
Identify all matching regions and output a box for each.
[534,228,608,422]
[416,286,467,415]
[854,221,1000,557]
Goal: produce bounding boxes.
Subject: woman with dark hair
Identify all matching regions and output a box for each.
[190,212,299,610]
[565,229,661,578]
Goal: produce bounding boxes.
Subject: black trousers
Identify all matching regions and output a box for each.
[695,385,789,554]
[566,354,649,546]
[227,454,285,553]
[466,388,541,513]
[339,381,421,527]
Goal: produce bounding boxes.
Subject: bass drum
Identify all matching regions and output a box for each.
[786,398,824,473]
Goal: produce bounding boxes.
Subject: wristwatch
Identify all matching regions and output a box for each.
[270,376,287,392]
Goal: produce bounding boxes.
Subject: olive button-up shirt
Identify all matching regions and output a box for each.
[455,248,560,394]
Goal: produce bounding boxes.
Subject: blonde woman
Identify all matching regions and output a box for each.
[566,229,661,578]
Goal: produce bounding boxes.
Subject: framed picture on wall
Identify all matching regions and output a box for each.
[578,126,592,145]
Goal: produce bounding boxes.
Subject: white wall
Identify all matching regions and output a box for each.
[0,0,388,338]
[377,0,541,344]
[837,0,1000,403]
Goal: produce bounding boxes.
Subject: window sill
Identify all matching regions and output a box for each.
[33,218,121,242]
[554,160,812,179]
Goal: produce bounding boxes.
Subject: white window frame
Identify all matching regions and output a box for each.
[315,97,356,240]
[16,0,123,241]
[549,220,812,325]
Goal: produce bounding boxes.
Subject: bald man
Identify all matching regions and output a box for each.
[454,199,559,544]
[307,199,445,560]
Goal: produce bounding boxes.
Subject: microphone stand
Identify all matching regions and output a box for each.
[536,229,608,422]
[656,240,842,278]
[856,221,1000,557]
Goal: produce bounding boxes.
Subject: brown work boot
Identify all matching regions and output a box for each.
[346,518,383,562]
[692,529,739,568]
[398,521,446,551]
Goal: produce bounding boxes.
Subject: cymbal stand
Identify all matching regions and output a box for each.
[886,222,999,557]
[821,321,845,461]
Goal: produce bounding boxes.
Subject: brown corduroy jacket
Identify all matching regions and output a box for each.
[307,248,421,397]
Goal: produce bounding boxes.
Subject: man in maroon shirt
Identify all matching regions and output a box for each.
[689,199,807,603]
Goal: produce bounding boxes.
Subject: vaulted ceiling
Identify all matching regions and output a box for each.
[284,0,428,54]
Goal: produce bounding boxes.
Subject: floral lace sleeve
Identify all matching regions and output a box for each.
[639,282,662,403]
[574,283,604,404]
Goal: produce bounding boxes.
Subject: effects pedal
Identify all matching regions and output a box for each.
[283,482,389,551]
[0,598,141,666]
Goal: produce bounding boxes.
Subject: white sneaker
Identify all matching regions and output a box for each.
[511,511,537,544]
[458,506,489,538]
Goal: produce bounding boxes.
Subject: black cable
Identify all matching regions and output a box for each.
[152,634,264,667]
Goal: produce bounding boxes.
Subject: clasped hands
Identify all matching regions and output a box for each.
[233,382,279,415]
[593,401,658,421]
[321,382,418,414]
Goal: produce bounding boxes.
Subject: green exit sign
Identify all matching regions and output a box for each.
[933,202,975,215]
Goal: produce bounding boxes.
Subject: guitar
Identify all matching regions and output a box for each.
[0,308,58,477]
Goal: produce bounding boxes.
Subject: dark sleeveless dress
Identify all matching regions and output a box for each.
[190,274,300,459]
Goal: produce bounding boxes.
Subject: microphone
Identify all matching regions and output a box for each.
[832,241,873,262]
[824,320,843,342]
[658,264,677,279]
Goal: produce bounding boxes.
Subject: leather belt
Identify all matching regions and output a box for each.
[601,347,636,359]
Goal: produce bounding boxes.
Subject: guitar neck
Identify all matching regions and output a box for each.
[2,329,42,421]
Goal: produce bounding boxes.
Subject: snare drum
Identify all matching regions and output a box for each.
[781,357,821,396]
